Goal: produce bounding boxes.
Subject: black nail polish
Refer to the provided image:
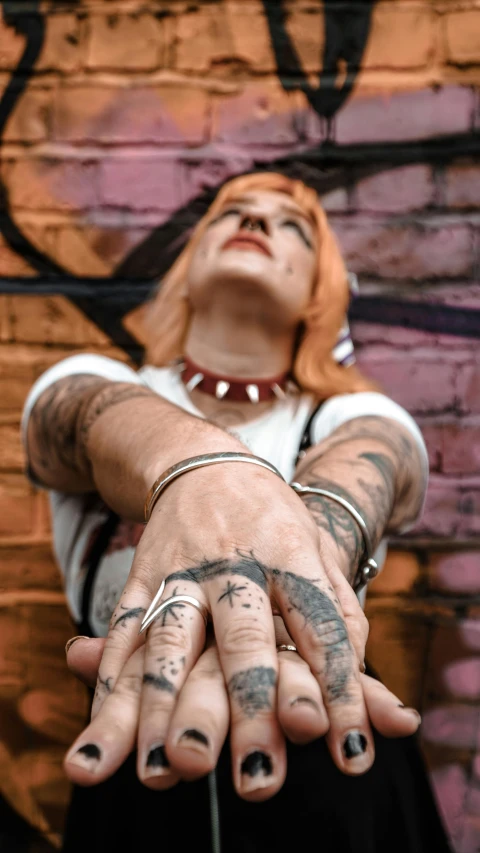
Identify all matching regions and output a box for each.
[76,743,101,761]
[241,751,273,778]
[146,745,170,769]
[179,729,210,747]
[343,732,367,760]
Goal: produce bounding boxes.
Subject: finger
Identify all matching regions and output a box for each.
[166,641,229,781]
[362,675,421,737]
[273,616,328,744]
[90,576,152,719]
[323,562,369,668]
[273,559,374,776]
[209,569,286,802]
[66,638,106,688]
[64,645,180,789]
[137,576,209,789]
[277,648,329,744]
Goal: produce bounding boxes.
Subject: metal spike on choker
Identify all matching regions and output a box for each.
[180,357,288,404]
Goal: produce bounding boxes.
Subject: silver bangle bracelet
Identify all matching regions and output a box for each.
[290,482,379,594]
[144,452,285,523]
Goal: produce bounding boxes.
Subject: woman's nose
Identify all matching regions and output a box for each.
[240,214,270,236]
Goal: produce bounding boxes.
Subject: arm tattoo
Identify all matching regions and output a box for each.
[28,373,154,483]
[294,416,428,582]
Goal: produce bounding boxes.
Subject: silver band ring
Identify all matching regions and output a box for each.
[139,594,209,635]
[277,644,297,653]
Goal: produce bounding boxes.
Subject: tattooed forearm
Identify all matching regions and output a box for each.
[27,374,154,488]
[293,415,428,582]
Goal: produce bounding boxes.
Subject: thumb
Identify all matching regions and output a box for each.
[65,637,106,688]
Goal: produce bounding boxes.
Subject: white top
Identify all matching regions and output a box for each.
[21,354,428,636]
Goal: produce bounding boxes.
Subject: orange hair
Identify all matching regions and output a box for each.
[141,172,377,399]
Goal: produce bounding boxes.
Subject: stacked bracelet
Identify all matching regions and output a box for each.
[144,452,378,594]
[144,452,285,523]
[290,482,379,593]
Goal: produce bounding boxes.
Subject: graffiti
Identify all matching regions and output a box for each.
[0,0,479,355]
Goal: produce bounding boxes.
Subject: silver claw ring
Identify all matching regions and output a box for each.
[139,592,209,635]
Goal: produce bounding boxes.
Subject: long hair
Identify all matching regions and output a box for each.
[140,172,377,398]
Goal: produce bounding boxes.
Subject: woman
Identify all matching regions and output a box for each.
[22,173,452,852]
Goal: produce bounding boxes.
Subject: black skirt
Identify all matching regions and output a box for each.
[62,680,453,853]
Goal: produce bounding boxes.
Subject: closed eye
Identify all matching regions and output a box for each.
[282,219,313,249]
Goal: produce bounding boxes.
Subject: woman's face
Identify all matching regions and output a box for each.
[186,190,317,328]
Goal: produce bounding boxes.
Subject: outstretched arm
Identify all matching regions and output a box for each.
[26,373,248,518]
[292,415,428,584]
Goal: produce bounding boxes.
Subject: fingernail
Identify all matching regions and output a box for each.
[398,705,422,724]
[65,636,90,655]
[144,744,170,777]
[289,696,320,712]
[177,729,210,751]
[343,731,367,760]
[240,751,273,793]
[67,743,102,772]
[359,661,366,674]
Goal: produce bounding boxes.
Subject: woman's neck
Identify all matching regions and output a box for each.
[182,309,296,425]
[184,312,294,380]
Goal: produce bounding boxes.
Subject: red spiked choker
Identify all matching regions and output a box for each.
[180,357,288,403]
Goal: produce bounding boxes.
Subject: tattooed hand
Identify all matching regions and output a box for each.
[63,457,421,802]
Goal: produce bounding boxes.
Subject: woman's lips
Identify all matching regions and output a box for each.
[222,233,272,257]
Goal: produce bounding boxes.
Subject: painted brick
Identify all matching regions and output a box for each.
[363,5,434,70]
[420,421,480,475]
[3,87,51,143]
[6,158,99,212]
[368,550,421,596]
[0,421,24,472]
[86,12,162,70]
[0,296,9,341]
[422,705,480,750]
[320,188,348,213]
[430,763,468,847]
[419,477,480,538]
[36,13,86,73]
[52,84,209,146]
[0,545,62,594]
[219,1,278,73]
[282,3,324,74]
[9,296,110,347]
[444,10,480,66]
[463,363,480,414]
[99,156,181,212]
[175,4,232,73]
[354,165,434,214]
[427,621,480,702]
[334,220,473,280]
[0,475,36,539]
[180,155,253,204]
[336,87,474,145]
[355,350,459,414]
[445,163,480,209]
[428,551,480,595]
[212,79,302,147]
[364,604,428,708]
[0,8,26,69]
[0,237,36,277]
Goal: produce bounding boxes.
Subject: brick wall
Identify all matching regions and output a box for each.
[0,1,479,849]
